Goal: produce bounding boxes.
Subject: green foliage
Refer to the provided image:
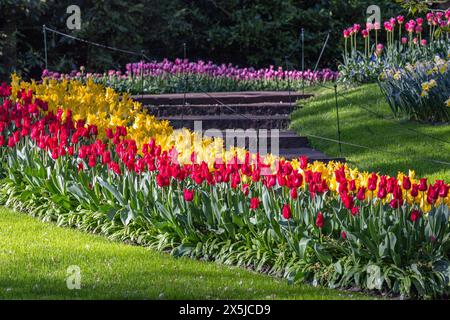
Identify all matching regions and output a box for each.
[338,51,385,84]
[395,0,450,17]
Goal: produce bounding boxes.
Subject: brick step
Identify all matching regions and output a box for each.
[200,129,310,149]
[146,102,298,117]
[160,114,290,130]
[133,91,312,105]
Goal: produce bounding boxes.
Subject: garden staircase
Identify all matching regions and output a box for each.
[134,92,344,163]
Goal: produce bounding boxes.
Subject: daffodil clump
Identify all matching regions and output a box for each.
[379,56,450,122]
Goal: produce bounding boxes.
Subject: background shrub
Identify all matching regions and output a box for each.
[0,0,401,81]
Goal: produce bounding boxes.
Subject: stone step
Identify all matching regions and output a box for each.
[160,114,290,130]
[146,102,298,117]
[201,129,310,149]
[133,91,312,105]
[278,147,345,162]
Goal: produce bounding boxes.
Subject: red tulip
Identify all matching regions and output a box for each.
[349,179,356,192]
[439,184,449,198]
[419,178,427,191]
[341,191,354,210]
[183,189,194,202]
[389,198,403,209]
[7,136,15,148]
[250,197,260,210]
[106,128,114,139]
[368,173,378,191]
[410,209,421,222]
[282,204,292,220]
[351,206,360,216]
[341,231,347,240]
[315,212,325,229]
[299,156,308,170]
[290,188,298,199]
[156,173,170,187]
[356,187,366,201]
[377,187,387,199]
[402,176,411,190]
[242,184,249,196]
[411,184,419,197]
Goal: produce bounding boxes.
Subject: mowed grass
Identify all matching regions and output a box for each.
[0,207,373,300]
[292,83,450,182]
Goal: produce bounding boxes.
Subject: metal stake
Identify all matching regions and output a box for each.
[301,28,305,95]
[182,43,188,129]
[43,25,48,70]
[334,84,342,154]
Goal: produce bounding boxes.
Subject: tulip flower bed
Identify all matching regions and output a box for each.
[339,10,450,85]
[41,58,339,94]
[379,56,450,122]
[10,75,259,167]
[0,80,449,299]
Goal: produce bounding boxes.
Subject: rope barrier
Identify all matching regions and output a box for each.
[44,26,144,57]
[301,132,450,166]
[312,81,450,146]
[44,26,254,122]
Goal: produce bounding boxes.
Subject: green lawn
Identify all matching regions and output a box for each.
[0,207,373,300]
[293,83,450,182]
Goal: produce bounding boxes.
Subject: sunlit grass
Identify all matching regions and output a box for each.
[0,207,373,300]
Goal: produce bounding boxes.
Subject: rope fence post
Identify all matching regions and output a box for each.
[334,84,342,154]
[182,42,188,129]
[313,31,330,74]
[43,25,48,70]
[301,28,305,95]
[285,56,292,105]
[140,50,145,100]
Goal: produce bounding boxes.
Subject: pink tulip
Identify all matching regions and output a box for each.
[384,21,393,31]
[401,37,408,44]
[397,15,404,24]
[421,39,427,46]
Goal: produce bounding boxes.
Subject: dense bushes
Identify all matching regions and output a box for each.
[1,0,401,81]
